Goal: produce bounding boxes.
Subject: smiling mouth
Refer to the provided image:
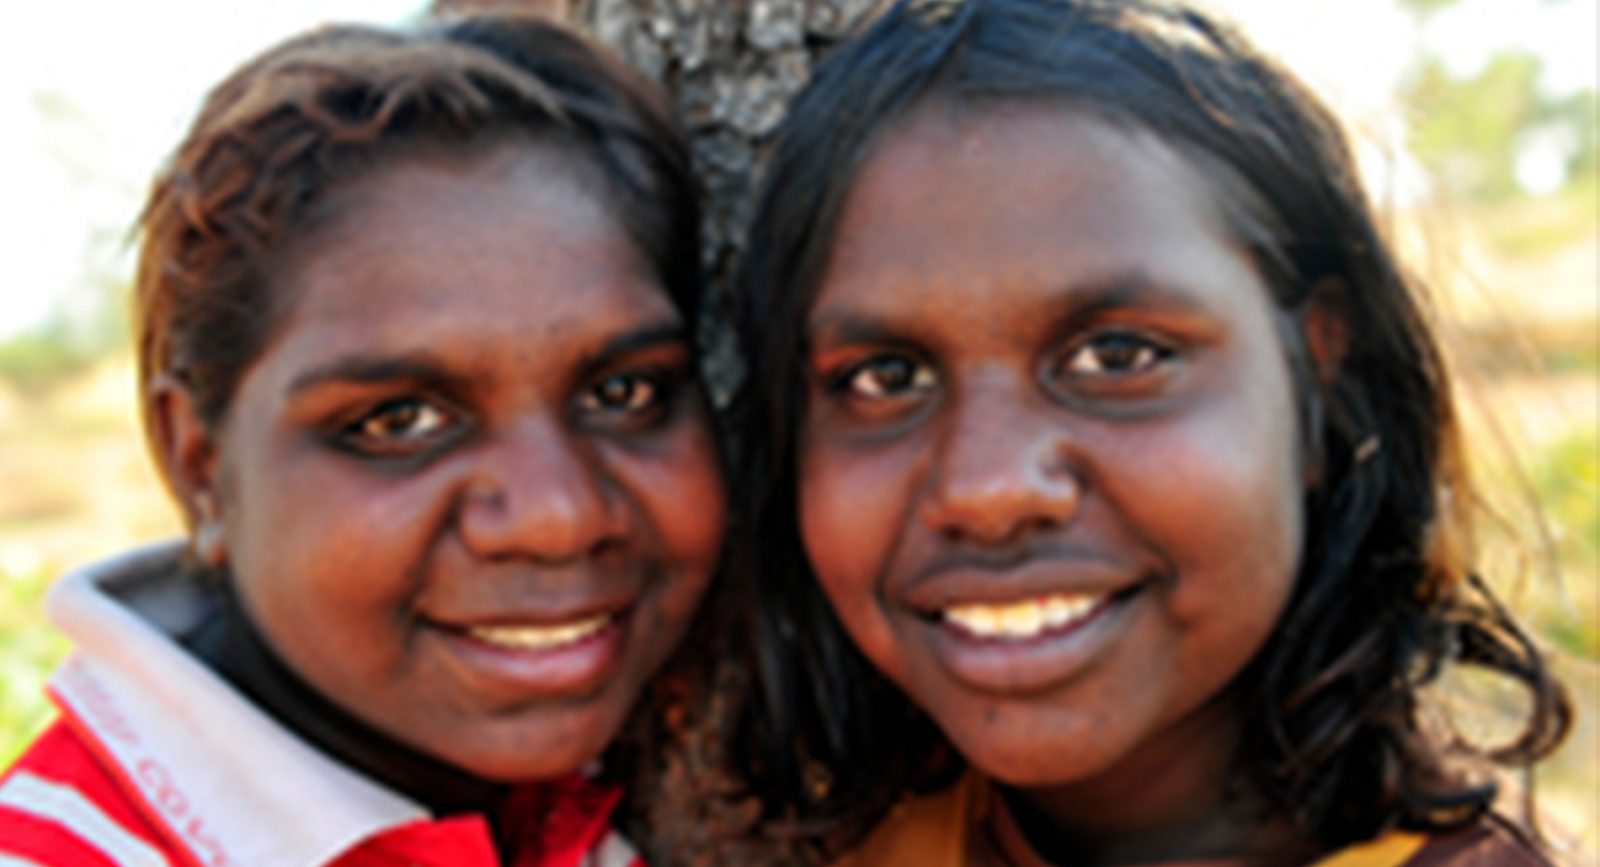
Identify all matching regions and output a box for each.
[941,592,1107,641]
[465,612,616,651]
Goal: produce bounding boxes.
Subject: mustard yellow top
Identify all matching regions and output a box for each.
[1315,833,1430,867]
[831,774,1430,867]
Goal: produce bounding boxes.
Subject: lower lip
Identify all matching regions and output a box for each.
[433,612,630,700]
[923,592,1135,694]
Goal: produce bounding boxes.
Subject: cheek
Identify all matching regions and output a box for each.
[796,439,903,595]
[605,425,727,580]
[797,433,920,676]
[1112,387,1305,643]
[597,430,726,684]
[218,437,458,690]
[234,464,443,600]
[1160,438,1301,609]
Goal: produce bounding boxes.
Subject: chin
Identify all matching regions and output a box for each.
[947,723,1120,790]
[438,711,625,783]
[967,751,1076,788]
[451,740,608,783]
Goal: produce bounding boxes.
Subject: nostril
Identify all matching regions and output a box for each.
[923,459,1084,543]
[938,512,1050,548]
[455,450,637,566]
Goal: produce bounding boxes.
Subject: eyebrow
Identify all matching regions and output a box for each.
[589,320,689,362]
[287,319,688,395]
[1059,275,1215,321]
[807,272,1215,348]
[287,354,465,395]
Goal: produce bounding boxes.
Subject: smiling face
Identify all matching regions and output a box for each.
[798,104,1308,796]
[171,142,724,781]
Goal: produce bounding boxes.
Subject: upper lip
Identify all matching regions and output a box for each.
[426,560,651,628]
[901,545,1147,614]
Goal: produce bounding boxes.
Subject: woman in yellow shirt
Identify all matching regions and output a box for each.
[725,0,1570,864]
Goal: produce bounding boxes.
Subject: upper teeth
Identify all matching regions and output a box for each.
[468,614,611,650]
[943,593,1099,640]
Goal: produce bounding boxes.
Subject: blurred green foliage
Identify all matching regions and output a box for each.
[0,565,69,766]
[0,330,99,392]
[1407,51,1542,203]
[1414,43,1600,223]
[0,303,127,394]
[1527,426,1600,658]
[1405,51,1596,210]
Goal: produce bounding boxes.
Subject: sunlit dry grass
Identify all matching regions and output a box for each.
[0,359,180,764]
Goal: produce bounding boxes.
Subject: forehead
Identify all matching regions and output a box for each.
[261,142,677,366]
[812,102,1253,323]
[291,139,630,281]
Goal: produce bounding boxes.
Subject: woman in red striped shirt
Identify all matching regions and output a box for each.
[0,15,725,866]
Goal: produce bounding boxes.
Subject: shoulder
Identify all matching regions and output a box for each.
[1403,818,1555,867]
[1319,819,1556,867]
[0,720,181,866]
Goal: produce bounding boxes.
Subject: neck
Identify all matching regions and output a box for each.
[991,696,1308,866]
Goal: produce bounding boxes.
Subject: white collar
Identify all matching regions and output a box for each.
[46,541,430,867]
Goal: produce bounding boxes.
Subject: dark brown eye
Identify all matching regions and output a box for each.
[340,398,456,456]
[1062,332,1171,377]
[843,355,936,398]
[582,373,664,414]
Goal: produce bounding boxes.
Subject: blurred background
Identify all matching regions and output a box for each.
[0,0,1593,858]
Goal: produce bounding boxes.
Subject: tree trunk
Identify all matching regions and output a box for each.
[573,11,883,860]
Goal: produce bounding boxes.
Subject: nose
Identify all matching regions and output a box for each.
[919,375,1082,544]
[457,417,626,562]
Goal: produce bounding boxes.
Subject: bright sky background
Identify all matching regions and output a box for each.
[0,0,1594,339]
[0,0,428,339]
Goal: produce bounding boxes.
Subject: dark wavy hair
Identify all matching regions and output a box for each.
[135,15,699,444]
[729,0,1571,853]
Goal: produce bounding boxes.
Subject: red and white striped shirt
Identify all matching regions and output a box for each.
[0,544,646,867]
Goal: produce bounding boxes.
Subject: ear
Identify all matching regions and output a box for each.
[147,374,229,568]
[1301,278,1349,384]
